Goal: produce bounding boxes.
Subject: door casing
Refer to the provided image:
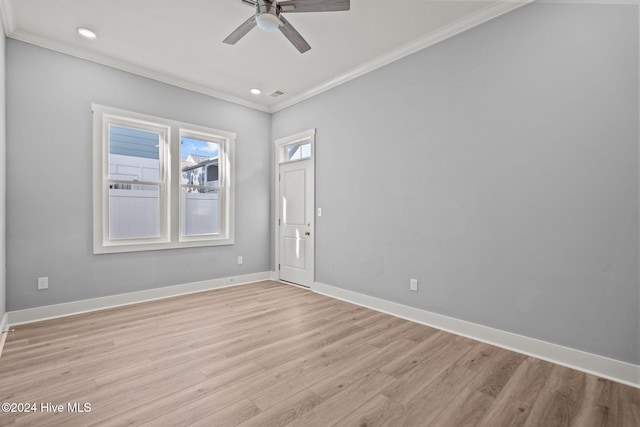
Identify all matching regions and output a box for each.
[274,129,316,287]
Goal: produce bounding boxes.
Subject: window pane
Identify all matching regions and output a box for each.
[109,124,160,183]
[286,140,311,161]
[181,137,220,187]
[94,105,236,252]
[182,187,219,236]
[109,184,160,240]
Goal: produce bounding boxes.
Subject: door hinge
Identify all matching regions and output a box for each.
[278,264,281,271]
[278,219,281,226]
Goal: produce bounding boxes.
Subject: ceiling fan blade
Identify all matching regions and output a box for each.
[278,15,311,53]
[223,15,257,45]
[277,0,349,13]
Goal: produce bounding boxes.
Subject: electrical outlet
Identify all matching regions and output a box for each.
[410,278,418,292]
[38,277,49,290]
[238,255,243,265]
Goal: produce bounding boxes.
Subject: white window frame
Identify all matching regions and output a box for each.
[178,128,229,243]
[277,132,314,164]
[93,104,235,254]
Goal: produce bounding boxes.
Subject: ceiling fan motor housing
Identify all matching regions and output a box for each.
[224,0,350,53]
[256,0,281,32]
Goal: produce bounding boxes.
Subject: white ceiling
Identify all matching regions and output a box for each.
[0,0,529,112]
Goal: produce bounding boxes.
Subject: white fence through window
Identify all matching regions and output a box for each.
[109,190,219,239]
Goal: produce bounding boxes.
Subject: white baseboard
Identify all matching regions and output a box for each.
[7,271,272,326]
[6,275,639,388]
[312,281,640,389]
[0,312,7,333]
[0,313,9,359]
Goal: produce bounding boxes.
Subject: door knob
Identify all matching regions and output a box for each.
[305,232,311,236]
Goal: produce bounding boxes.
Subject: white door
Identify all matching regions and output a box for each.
[278,158,314,286]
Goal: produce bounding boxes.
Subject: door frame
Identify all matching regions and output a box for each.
[274,128,316,287]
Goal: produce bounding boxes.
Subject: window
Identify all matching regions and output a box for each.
[280,138,312,163]
[107,122,166,241]
[180,133,222,237]
[286,140,311,161]
[93,105,235,253]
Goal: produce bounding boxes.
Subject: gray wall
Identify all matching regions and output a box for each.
[4,1,639,366]
[272,3,640,364]
[0,18,6,323]
[6,40,271,311]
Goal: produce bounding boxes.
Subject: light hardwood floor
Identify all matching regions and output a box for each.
[0,280,638,426]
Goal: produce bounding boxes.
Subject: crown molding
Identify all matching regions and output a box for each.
[0,0,15,35]
[1,1,532,114]
[270,0,533,113]
[6,28,271,113]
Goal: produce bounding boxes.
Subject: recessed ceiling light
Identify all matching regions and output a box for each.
[250,88,262,95]
[77,28,97,40]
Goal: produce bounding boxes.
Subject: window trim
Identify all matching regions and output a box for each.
[93,104,235,254]
[277,132,314,164]
[103,115,170,246]
[177,128,230,243]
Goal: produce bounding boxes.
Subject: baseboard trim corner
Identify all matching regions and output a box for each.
[312,281,640,388]
[7,271,272,326]
[0,313,9,359]
[0,312,7,333]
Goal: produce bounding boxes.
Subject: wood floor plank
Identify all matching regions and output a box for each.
[236,390,325,427]
[567,376,619,427]
[137,388,250,427]
[523,364,587,426]
[0,339,117,372]
[351,310,392,329]
[247,342,381,410]
[365,317,426,348]
[381,342,498,426]
[429,345,525,427]
[222,317,352,360]
[0,367,90,401]
[189,398,260,427]
[287,370,397,427]
[474,349,528,399]
[431,389,495,427]
[380,336,478,405]
[333,393,404,427]
[0,280,637,427]
[33,366,208,426]
[309,338,417,400]
[619,400,640,427]
[96,375,251,426]
[476,357,555,426]
[619,382,640,404]
[253,315,406,371]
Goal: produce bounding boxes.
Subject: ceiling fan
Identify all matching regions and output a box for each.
[223,0,350,53]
